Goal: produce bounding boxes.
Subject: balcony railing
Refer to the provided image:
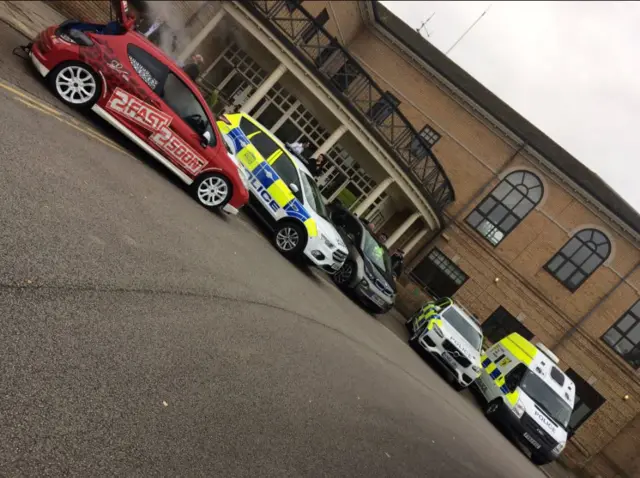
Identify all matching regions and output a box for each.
[240,0,455,214]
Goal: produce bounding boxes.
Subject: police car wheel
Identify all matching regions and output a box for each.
[192,173,232,210]
[274,221,306,258]
[49,61,101,109]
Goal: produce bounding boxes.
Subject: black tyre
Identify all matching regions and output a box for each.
[192,173,232,211]
[332,260,355,289]
[485,399,502,419]
[531,454,553,466]
[49,61,101,109]
[273,221,307,259]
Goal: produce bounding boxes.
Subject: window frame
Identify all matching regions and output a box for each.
[410,247,468,298]
[544,228,611,292]
[465,170,544,247]
[601,302,640,369]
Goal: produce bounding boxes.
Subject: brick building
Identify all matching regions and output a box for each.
[43,1,640,476]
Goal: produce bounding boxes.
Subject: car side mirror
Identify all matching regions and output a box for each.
[289,183,299,194]
[200,130,212,148]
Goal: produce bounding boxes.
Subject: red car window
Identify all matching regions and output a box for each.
[161,72,215,145]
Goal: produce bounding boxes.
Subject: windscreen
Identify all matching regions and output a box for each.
[520,370,573,428]
[441,308,483,350]
[300,172,328,218]
[362,230,392,274]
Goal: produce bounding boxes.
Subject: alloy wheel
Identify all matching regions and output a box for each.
[276,227,299,251]
[55,65,97,104]
[197,176,229,207]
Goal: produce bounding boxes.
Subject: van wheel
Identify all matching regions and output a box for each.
[274,221,306,259]
[49,61,101,109]
[192,173,232,211]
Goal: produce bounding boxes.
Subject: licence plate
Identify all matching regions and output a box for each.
[442,351,457,368]
[370,294,385,306]
[523,433,541,449]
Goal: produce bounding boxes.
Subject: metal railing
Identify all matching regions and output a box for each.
[240,0,455,214]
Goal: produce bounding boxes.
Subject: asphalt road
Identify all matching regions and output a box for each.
[0,23,548,478]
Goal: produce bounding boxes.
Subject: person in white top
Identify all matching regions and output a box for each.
[286,140,310,157]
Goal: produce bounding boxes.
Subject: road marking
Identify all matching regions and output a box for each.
[0,80,131,155]
[11,95,131,155]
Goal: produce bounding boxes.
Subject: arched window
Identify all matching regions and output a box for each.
[466,170,543,245]
[545,228,611,291]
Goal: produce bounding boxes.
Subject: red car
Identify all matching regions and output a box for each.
[28,0,249,215]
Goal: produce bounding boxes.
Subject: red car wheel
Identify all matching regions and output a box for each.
[192,173,232,211]
[49,61,101,108]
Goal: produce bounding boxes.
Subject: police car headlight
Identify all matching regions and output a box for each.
[472,365,482,375]
[552,442,565,455]
[513,399,526,418]
[432,324,444,338]
[320,234,334,249]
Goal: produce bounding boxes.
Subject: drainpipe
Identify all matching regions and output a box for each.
[411,141,527,267]
[553,261,640,351]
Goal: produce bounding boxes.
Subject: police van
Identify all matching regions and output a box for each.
[217,113,348,273]
[407,298,484,390]
[475,333,575,465]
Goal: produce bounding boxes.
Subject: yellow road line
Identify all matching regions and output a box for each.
[13,96,131,155]
[0,80,129,154]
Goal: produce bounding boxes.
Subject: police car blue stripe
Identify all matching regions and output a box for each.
[482,358,491,368]
[252,162,277,190]
[228,127,250,154]
[490,369,501,379]
[284,200,311,222]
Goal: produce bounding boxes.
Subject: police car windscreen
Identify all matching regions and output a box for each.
[441,308,483,351]
[520,370,573,428]
[300,172,328,218]
[362,231,392,274]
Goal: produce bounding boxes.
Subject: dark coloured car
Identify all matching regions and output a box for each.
[328,204,396,314]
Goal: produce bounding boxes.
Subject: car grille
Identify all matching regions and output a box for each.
[521,413,558,449]
[374,279,394,296]
[442,340,471,367]
[332,250,347,262]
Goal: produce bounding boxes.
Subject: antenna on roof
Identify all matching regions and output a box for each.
[415,12,435,38]
[446,4,492,56]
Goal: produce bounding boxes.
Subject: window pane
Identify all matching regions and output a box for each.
[569,403,591,429]
[528,186,542,203]
[523,173,541,189]
[547,255,565,272]
[503,189,524,209]
[251,133,281,160]
[567,271,586,289]
[617,314,637,333]
[577,229,593,242]
[271,155,300,193]
[162,73,213,141]
[561,238,582,257]
[477,220,495,238]
[507,171,524,185]
[488,204,508,224]
[467,211,483,228]
[240,117,261,136]
[603,328,622,346]
[491,181,512,200]
[487,228,504,245]
[631,302,640,317]
[513,198,534,218]
[499,214,519,233]
[627,323,640,344]
[615,338,634,354]
[572,246,593,266]
[478,197,497,215]
[596,243,610,258]
[556,262,576,281]
[581,255,602,274]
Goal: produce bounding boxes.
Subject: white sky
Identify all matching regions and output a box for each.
[381,1,640,211]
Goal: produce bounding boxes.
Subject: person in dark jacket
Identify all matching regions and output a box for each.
[305,153,326,177]
[390,249,405,279]
[182,54,204,82]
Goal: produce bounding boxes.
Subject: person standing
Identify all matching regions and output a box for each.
[182,54,204,82]
[305,154,326,177]
[286,139,311,157]
[390,249,405,279]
